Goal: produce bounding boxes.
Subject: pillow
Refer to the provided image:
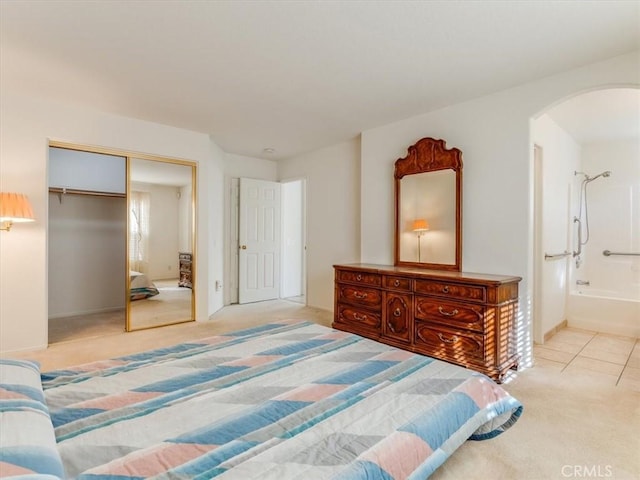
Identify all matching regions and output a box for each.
[0,359,65,479]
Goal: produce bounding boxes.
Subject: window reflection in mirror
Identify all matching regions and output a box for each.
[128,158,195,330]
[399,170,456,265]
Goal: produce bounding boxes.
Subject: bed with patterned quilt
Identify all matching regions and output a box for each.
[0,320,522,479]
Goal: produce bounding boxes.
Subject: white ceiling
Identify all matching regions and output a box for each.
[1,1,638,160]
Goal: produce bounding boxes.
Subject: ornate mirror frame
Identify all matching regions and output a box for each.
[394,137,463,271]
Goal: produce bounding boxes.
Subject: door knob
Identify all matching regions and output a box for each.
[240,245,247,250]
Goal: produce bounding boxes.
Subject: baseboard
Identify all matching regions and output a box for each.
[543,319,568,343]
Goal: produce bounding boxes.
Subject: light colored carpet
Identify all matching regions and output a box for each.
[49,280,193,343]
[14,300,640,479]
[48,309,125,344]
[432,365,639,480]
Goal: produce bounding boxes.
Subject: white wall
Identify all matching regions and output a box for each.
[131,182,180,281]
[178,184,192,254]
[48,194,127,318]
[225,153,278,181]
[573,139,640,295]
[206,138,226,318]
[0,92,218,353]
[278,138,361,310]
[531,115,581,341]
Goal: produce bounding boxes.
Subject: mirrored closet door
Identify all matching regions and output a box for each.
[128,157,195,330]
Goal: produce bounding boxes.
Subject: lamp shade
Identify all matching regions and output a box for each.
[412,218,429,232]
[0,192,35,223]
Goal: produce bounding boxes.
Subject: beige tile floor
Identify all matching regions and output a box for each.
[534,326,640,390]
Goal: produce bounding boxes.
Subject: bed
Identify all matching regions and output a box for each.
[1,320,522,479]
[129,270,159,301]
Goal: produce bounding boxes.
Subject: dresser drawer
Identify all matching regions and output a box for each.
[336,305,381,330]
[414,321,485,363]
[414,279,486,302]
[414,297,485,333]
[338,270,381,287]
[337,284,382,309]
[383,275,412,292]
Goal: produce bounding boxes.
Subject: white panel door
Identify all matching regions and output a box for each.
[238,178,281,304]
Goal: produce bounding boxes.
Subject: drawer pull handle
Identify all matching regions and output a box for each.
[393,308,402,317]
[353,312,367,321]
[438,306,459,317]
[442,286,450,294]
[438,333,459,344]
[356,274,362,281]
[394,279,400,287]
[353,291,368,299]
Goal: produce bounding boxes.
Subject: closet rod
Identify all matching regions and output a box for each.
[49,187,126,199]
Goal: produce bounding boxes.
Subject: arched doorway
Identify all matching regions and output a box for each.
[532,87,639,345]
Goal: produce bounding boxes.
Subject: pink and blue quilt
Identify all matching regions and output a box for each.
[35,320,522,479]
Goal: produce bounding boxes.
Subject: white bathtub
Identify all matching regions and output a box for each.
[567,289,640,338]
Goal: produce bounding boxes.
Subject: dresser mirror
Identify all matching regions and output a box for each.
[128,157,196,330]
[394,137,462,271]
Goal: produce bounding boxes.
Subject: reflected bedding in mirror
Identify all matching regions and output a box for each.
[129,270,159,300]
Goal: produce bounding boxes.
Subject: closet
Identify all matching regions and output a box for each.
[48,147,127,342]
[47,144,196,343]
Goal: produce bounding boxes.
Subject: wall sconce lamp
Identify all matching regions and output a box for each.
[412,218,429,262]
[0,192,35,231]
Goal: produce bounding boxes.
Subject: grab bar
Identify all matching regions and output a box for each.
[545,251,571,260]
[602,250,640,257]
[572,217,582,258]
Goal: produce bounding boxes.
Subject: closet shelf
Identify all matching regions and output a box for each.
[49,187,126,203]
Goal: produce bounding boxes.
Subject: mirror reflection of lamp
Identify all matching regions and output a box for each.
[412,218,429,262]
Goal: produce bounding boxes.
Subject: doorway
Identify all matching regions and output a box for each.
[532,87,639,345]
[281,178,306,304]
[228,177,306,306]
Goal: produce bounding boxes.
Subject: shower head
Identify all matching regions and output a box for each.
[586,171,612,182]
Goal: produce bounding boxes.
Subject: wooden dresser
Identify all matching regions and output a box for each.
[178,252,193,289]
[333,263,521,382]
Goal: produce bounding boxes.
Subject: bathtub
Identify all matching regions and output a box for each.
[567,289,640,338]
